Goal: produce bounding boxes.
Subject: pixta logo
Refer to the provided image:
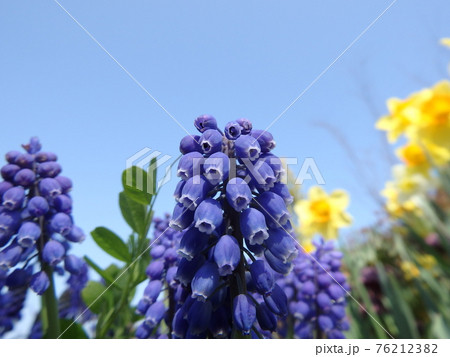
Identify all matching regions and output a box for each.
[125,148,172,194]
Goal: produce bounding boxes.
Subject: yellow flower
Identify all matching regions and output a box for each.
[417,254,437,270]
[401,261,420,281]
[294,186,352,239]
[440,38,450,48]
[396,141,430,175]
[381,165,429,217]
[376,96,418,143]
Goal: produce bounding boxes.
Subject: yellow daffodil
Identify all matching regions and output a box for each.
[440,38,450,48]
[294,186,352,239]
[401,261,420,281]
[381,165,430,217]
[300,239,315,254]
[396,141,431,176]
[376,96,418,143]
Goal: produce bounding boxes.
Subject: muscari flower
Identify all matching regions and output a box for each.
[165,116,295,338]
[0,137,88,336]
[277,238,350,339]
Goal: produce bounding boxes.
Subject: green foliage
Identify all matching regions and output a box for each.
[80,163,165,338]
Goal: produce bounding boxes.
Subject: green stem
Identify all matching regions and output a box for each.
[41,264,60,339]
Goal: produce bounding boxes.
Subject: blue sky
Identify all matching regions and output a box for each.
[1,0,450,335]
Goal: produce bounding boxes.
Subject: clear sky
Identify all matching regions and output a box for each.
[1,0,450,336]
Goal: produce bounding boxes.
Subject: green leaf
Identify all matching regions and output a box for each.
[81,281,110,315]
[84,256,116,286]
[122,166,153,205]
[91,227,131,262]
[58,319,88,339]
[119,192,147,236]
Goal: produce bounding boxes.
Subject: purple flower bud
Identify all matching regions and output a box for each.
[150,244,165,259]
[177,152,204,181]
[172,307,189,338]
[13,169,36,187]
[224,121,242,140]
[318,315,334,331]
[301,281,316,296]
[194,115,218,133]
[39,178,62,199]
[169,203,194,231]
[135,323,151,339]
[261,153,285,181]
[144,301,166,328]
[37,162,62,178]
[213,235,240,276]
[166,266,178,288]
[265,228,297,263]
[250,260,275,295]
[5,268,31,287]
[42,240,65,266]
[226,177,252,212]
[50,212,73,236]
[30,271,50,295]
[0,210,21,246]
[191,261,220,301]
[176,255,206,286]
[65,226,85,243]
[0,244,23,269]
[5,151,21,164]
[264,284,288,316]
[248,161,276,191]
[1,164,21,181]
[328,283,346,301]
[178,227,209,261]
[250,130,276,153]
[245,239,265,256]
[291,301,310,319]
[23,137,41,155]
[269,183,293,206]
[14,153,34,168]
[173,180,186,203]
[187,300,212,335]
[204,152,229,185]
[179,135,201,154]
[233,294,256,335]
[240,208,269,245]
[264,249,293,274]
[53,194,72,214]
[179,176,210,211]
[256,302,277,332]
[54,176,72,193]
[199,129,223,155]
[255,191,290,228]
[146,260,165,280]
[163,246,178,264]
[235,135,261,161]
[136,299,150,315]
[64,255,84,274]
[2,187,25,211]
[236,118,252,135]
[0,181,13,198]
[194,198,223,234]
[17,222,41,248]
[35,151,57,163]
[143,280,163,304]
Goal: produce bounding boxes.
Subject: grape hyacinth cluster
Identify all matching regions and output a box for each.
[167,115,297,338]
[136,214,183,339]
[278,238,350,339]
[0,137,86,336]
